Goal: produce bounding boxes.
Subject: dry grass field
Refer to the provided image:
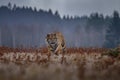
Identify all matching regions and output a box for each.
[0,47,120,80]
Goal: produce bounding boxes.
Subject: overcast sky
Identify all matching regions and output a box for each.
[0,0,120,17]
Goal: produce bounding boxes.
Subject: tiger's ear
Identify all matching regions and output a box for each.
[47,34,50,38]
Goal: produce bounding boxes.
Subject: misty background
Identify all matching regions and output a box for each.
[0,2,120,48]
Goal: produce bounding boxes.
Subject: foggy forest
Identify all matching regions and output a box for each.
[0,3,120,48]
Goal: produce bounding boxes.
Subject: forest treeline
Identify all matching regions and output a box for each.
[0,3,120,48]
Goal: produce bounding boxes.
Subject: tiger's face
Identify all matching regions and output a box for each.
[46,33,58,51]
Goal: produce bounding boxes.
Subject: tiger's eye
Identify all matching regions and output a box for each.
[54,34,56,36]
[47,39,51,43]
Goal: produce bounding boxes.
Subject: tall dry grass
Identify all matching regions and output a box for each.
[0,46,120,80]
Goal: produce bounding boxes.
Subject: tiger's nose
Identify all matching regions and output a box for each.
[51,42,55,44]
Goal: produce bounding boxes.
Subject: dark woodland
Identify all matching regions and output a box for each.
[0,3,120,48]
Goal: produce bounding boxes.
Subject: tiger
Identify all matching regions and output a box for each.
[45,32,66,63]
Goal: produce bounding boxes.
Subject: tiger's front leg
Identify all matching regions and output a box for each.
[54,44,62,55]
[61,49,66,64]
[47,46,52,61]
[54,49,64,64]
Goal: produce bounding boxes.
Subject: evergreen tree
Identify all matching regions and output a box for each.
[104,11,120,48]
[34,7,37,12]
[54,10,60,17]
[48,9,53,15]
[13,4,17,10]
[8,2,12,9]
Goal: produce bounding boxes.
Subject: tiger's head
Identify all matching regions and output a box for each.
[46,33,58,51]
